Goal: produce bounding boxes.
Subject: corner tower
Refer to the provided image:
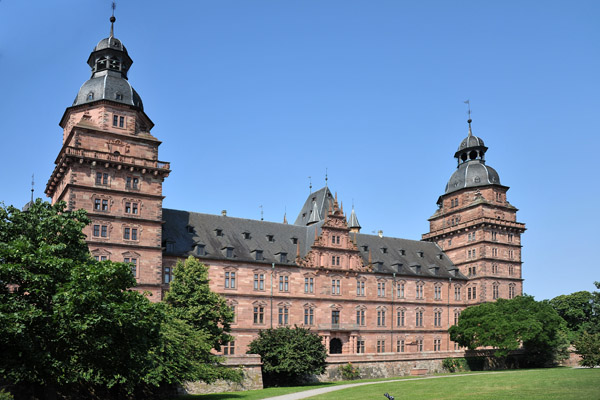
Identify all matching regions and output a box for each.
[45,16,170,300]
[422,119,525,304]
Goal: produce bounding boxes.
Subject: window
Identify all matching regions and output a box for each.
[509,284,516,299]
[163,266,173,284]
[356,279,365,296]
[242,232,251,240]
[397,339,405,353]
[377,340,386,353]
[279,253,287,263]
[397,309,405,327]
[331,279,340,295]
[454,285,461,300]
[416,282,424,299]
[417,338,423,352]
[278,306,289,325]
[126,176,139,190]
[115,93,123,101]
[225,247,234,258]
[254,273,265,291]
[434,310,442,327]
[125,202,139,215]
[124,257,137,277]
[492,247,498,257]
[113,114,125,128]
[253,305,264,324]
[96,172,109,185]
[508,233,514,242]
[509,265,515,276]
[215,229,223,237]
[468,266,477,276]
[225,271,236,289]
[267,235,274,242]
[131,228,138,240]
[93,224,109,238]
[492,263,498,274]
[377,281,386,297]
[331,310,340,326]
[87,92,94,101]
[493,284,499,300]
[434,339,441,351]
[434,285,442,300]
[377,309,386,327]
[291,237,298,244]
[304,307,314,325]
[305,277,314,293]
[508,250,514,259]
[255,250,263,261]
[356,308,365,326]
[195,244,205,256]
[357,339,365,354]
[492,231,497,241]
[468,286,477,300]
[397,282,405,298]
[94,199,101,210]
[331,255,340,266]
[454,310,460,325]
[279,275,289,292]
[416,309,423,327]
[223,341,235,355]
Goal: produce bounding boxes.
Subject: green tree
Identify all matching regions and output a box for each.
[160,256,239,383]
[549,291,594,340]
[449,295,565,365]
[247,326,327,386]
[573,331,600,367]
[0,200,161,397]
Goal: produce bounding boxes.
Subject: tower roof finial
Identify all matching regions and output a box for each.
[464,99,472,137]
[110,1,116,38]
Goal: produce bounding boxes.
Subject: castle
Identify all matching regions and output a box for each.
[45,17,525,358]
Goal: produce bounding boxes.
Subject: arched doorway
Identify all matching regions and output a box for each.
[330,338,342,354]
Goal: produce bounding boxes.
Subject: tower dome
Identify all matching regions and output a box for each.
[444,119,501,194]
[72,16,143,110]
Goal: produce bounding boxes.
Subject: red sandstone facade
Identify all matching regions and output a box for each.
[45,22,524,359]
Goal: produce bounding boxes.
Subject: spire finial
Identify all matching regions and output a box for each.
[464,99,473,137]
[259,205,264,221]
[110,1,116,38]
[308,176,312,193]
[30,174,35,203]
[325,168,328,188]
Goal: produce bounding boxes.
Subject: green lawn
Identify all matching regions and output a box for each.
[180,368,600,400]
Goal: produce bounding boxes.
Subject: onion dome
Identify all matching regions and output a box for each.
[445,119,501,194]
[72,16,143,110]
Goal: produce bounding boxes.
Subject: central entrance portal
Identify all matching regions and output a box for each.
[329,338,342,354]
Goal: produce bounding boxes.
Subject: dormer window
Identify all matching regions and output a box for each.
[165,241,174,253]
[417,251,424,258]
[255,250,264,261]
[438,254,444,260]
[362,245,368,252]
[267,235,274,242]
[381,247,387,254]
[224,247,233,258]
[414,265,421,274]
[215,229,223,237]
[115,92,123,101]
[195,244,205,256]
[243,232,251,240]
[186,225,194,234]
[87,92,94,101]
[279,253,288,263]
[291,237,298,245]
[399,249,406,256]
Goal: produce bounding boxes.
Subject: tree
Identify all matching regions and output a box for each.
[549,291,594,340]
[449,295,566,365]
[573,331,600,367]
[247,326,328,386]
[0,200,162,398]
[160,256,240,383]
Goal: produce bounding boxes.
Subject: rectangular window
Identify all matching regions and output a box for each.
[356,309,365,326]
[279,253,287,263]
[94,199,101,210]
[255,250,263,261]
[131,228,138,240]
[509,250,514,259]
[124,257,137,276]
[454,311,460,325]
[124,227,130,240]
[508,233,513,242]
[305,277,314,293]
[397,283,405,298]
[331,279,340,295]
[377,340,385,353]
[509,285,515,299]
[356,280,365,296]
[253,306,264,324]
[93,224,100,237]
[468,287,472,300]
[417,339,423,352]
[509,265,515,276]
[357,340,365,354]
[254,273,265,291]
[225,271,236,289]
[223,341,235,356]
[434,311,442,327]
[278,307,289,325]
[279,275,289,292]
[397,339,405,353]
[473,286,477,299]
[377,310,386,327]
[126,176,139,190]
[416,284,423,299]
[304,308,314,325]
[493,285,499,299]
[377,282,386,297]
[101,225,107,238]
[119,116,125,128]
[416,310,423,327]
[226,248,233,258]
[113,115,119,126]
[492,231,497,241]
[434,286,442,300]
[434,339,441,351]
[397,310,405,327]
[331,310,340,326]
[163,266,173,284]
[101,199,108,211]
[455,286,461,301]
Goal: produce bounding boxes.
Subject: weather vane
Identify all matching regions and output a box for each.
[464,99,471,120]
[308,176,312,193]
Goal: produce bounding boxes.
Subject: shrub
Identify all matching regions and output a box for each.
[442,357,470,373]
[574,331,600,367]
[0,389,14,400]
[339,363,360,380]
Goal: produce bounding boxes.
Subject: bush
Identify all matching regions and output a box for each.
[0,389,13,400]
[442,357,469,373]
[574,331,600,367]
[339,363,360,380]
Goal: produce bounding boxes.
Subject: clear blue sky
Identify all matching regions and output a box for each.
[1,1,598,301]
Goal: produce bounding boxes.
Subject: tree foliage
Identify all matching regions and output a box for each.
[549,291,594,340]
[449,295,566,365]
[0,200,162,396]
[574,331,600,367]
[247,326,327,386]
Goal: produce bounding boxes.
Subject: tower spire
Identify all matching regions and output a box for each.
[110,1,116,38]
[464,99,473,137]
[30,174,35,203]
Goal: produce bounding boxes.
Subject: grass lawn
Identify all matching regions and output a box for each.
[180,368,600,400]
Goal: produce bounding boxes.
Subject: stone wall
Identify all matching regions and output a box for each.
[178,354,263,395]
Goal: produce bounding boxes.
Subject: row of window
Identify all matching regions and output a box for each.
[93,255,137,276]
[469,247,515,260]
[93,198,139,215]
[92,224,140,241]
[95,172,140,190]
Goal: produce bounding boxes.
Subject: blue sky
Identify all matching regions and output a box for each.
[1,1,598,300]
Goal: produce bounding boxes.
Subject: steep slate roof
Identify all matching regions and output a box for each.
[163,208,466,281]
[294,187,334,226]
